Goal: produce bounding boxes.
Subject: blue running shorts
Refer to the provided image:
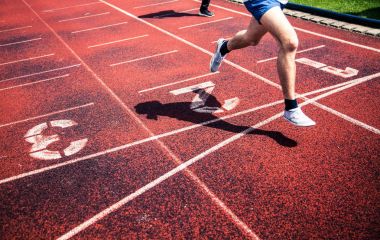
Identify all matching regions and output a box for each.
[243,0,287,24]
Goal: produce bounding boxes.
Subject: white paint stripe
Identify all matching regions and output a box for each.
[0,53,55,66]
[0,102,94,129]
[0,74,69,92]
[257,45,325,63]
[110,50,178,66]
[170,81,215,95]
[153,8,198,18]
[0,64,80,83]
[0,37,41,47]
[71,22,128,34]
[134,0,178,9]
[56,72,380,240]
[88,34,148,48]
[179,17,233,29]
[138,72,219,93]
[58,12,110,23]
[198,0,380,53]
[0,25,32,33]
[42,2,102,12]
[100,0,379,134]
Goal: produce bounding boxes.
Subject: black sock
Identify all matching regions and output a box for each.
[220,40,230,56]
[284,99,298,110]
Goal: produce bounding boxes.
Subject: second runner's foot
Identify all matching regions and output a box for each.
[199,9,214,17]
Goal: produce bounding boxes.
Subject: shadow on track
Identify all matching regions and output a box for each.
[139,10,200,19]
[135,96,298,148]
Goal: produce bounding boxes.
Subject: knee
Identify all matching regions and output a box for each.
[281,36,299,52]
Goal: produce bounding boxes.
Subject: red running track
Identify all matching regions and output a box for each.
[0,0,379,239]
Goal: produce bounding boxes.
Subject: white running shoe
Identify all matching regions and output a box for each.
[210,38,226,72]
[284,107,316,127]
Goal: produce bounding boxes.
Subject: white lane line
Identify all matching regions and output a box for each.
[58,12,110,23]
[0,74,69,92]
[0,25,32,33]
[257,45,325,63]
[179,17,233,29]
[88,34,148,48]
[134,0,178,9]
[71,21,128,34]
[0,77,372,185]
[199,0,380,53]
[110,50,178,66]
[0,37,41,47]
[42,2,102,13]
[0,64,81,83]
[0,102,94,129]
[0,53,55,66]
[138,72,219,93]
[153,8,198,18]
[102,0,379,134]
[56,72,380,240]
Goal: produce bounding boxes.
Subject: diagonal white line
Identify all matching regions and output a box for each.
[0,74,69,92]
[59,12,110,23]
[0,64,81,83]
[88,34,148,48]
[179,17,233,29]
[42,2,102,12]
[0,37,41,47]
[0,25,32,33]
[0,53,55,66]
[134,0,178,9]
[71,22,128,34]
[110,50,178,66]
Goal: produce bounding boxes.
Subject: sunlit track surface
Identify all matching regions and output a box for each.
[0,0,379,239]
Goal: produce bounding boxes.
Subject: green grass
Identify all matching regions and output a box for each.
[289,0,380,20]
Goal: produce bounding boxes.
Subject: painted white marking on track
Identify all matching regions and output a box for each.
[170,81,215,95]
[257,45,325,63]
[197,0,380,53]
[0,53,55,66]
[134,0,178,9]
[0,64,80,83]
[0,25,32,33]
[58,12,110,23]
[42,2,102,13]
[0,102,94,129]
[0,74,69,92]
[71,22,128,34]
[88,34,148,48]
[138,72,219,93]
[0,37,41,47]
[110,50,178,66]
[179,17,233,29]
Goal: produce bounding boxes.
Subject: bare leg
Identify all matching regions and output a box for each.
[260,6,298,100]
[227,18,267,51]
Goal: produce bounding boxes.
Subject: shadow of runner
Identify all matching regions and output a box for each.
[139,10,200,19]
[135,99,297,148]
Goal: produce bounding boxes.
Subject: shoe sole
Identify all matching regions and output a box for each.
[283,116,316,127]
[198,13,214,17]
